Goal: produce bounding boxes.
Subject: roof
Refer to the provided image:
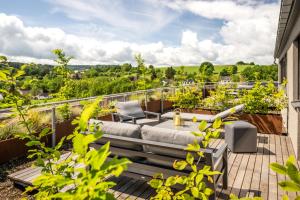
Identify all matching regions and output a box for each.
[274,0,298,58]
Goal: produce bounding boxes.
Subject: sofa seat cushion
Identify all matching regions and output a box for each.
[141,125,203,167]
[116,100,145,120]
[161,112,214,122]
[90,120,143,151]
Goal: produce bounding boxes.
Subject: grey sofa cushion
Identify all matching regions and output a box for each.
[210,104,245,122]
[116,100,145,120]
[141,125,203,161]
[161,112,214,122]
[91,120,143,151]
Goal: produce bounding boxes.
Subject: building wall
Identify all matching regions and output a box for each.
[286,40,300,158]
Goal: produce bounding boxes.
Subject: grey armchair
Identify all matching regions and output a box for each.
[112,100,161,126]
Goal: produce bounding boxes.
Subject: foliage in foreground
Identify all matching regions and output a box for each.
[270,155,300,200]
[1,59,131,199]
[149,119,222,199]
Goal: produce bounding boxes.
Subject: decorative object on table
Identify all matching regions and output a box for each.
[173,108,184,126]
[225,120,257,153]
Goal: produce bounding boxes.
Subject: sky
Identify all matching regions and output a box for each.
[0,0,280,66]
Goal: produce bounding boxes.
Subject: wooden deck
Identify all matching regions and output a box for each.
[108,134,297,200]
[8,134,297,199]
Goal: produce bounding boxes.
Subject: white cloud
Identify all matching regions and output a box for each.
[0,0,280,66]
[47,0,178,37]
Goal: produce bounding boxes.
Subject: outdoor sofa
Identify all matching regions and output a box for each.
[88,119,228,200]
[161,104,245,123]
[112,100,161,126]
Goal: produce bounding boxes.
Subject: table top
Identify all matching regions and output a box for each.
[154,119,212,132]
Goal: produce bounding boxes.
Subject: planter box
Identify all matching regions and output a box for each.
[142,100,161,113]
[0,137,28,164]
[162,100,173,112]
[55,118,77,142]
[98,114,113,121]
[237,113,283,135]
[178,108,283,135]
[0,119,76,164]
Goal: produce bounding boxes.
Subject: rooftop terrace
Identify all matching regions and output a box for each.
[7,133,296,199]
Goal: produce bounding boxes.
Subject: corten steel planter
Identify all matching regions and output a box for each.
[0,119,77,164]
[98,114,113,121]
[179,108,283,135]
[162,100,173,112]
[237,113,283,135]
[141,100,161,113]
[55,118,77,142]
[0,137,28,164]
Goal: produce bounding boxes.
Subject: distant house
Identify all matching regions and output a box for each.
[35,93,51,100]
[274,0,300,159]
[19,89,30,96]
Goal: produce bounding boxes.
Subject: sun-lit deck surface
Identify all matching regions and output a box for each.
[109,133,297,200]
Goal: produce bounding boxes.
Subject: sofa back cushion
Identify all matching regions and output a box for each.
[210,104,245,122]
[141,125,203,160]
[91,120,142,151]
[116,100,145,120]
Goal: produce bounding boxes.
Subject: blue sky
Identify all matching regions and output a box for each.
[0,0,280,65]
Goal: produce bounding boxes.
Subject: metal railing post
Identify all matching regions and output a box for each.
[161,88,164,113]
[145,90,148,111]
[51,107,56,147]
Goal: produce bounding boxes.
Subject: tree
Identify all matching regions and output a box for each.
[199,62,214,77]
[52,49,72,78]
[165,66,176,80]
[219,68,229,76]
[236,61,246,65]
[150,69,157,80]
[121,63,132,72]
[228,65,238,75]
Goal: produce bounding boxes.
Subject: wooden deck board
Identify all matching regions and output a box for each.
[8,134,298,200]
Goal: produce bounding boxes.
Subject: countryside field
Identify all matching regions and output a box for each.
[159,65,252,74]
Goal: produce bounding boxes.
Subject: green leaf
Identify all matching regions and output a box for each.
[198,121,207,131]
[278,181,300,192]
[212,117,222,129]
[186,153,194,165]
[270,163,287,175]
[165,176,177,186]
[78,97,102,131]
[191,187,199,198]
[173,160,188,170]
[195,174,203,185]
[26,140,41,147]
[148,179,163,189]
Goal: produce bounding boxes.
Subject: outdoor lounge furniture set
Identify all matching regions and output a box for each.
[87,101,257,199]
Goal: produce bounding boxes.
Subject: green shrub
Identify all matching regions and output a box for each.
[57,103,72,121]
[203,84,237,111]
[0,120,25,140]
[270,155,300,199]
[168,86,202,109]
[239,81,287,114]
